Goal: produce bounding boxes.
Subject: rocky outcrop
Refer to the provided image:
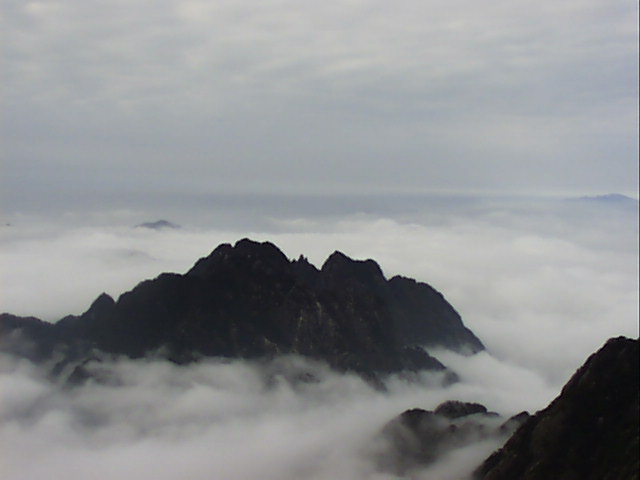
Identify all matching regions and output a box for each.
[0,238,483,379]
[376,401,529,475]
[474,336,639,480]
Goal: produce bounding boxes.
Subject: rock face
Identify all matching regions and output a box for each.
[0,239,483,378]
[376,401,529,475]
[474,336,639,480]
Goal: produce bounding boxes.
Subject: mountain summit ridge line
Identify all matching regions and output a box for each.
[0,238,483,379]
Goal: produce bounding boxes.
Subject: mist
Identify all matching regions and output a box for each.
[0,353,548,480]
[0,194,637,479]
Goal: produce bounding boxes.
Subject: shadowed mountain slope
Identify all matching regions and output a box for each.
[0,239,483,377]
[474,336,639,480]
[376,401,529,476]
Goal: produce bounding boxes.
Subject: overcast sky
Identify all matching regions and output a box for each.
[2,0,638,210]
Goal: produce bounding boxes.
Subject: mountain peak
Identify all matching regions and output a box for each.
[233,238,289,261]
[84,292,116,316]
[321,251,386,283]
[1,239,485,379]
[187,238,290,279]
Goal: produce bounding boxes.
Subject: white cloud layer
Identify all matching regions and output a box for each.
[0,196,637,479]
[0,353,549,480]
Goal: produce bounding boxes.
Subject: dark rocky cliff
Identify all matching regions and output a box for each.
[0,238,483,378]
[474,336,639,480]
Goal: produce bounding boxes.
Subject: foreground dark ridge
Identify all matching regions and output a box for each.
[474,336,639,480]
[0,238,483,377]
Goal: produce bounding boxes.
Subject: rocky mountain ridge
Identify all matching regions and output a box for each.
[370,336,639,478]
[0,238,483,379]
[474,336,639,480]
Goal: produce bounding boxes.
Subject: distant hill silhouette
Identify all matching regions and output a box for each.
[0,238,483,379]
[571,193,638,204]
[134,219,180,230]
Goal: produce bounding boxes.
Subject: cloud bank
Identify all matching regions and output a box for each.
[0,196,637,479]
[0,353,546,480]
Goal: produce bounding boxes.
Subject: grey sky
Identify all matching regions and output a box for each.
[2,0,638,207]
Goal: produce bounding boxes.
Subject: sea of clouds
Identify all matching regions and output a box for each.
[1,354,517,480]
[0,195,637,479]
